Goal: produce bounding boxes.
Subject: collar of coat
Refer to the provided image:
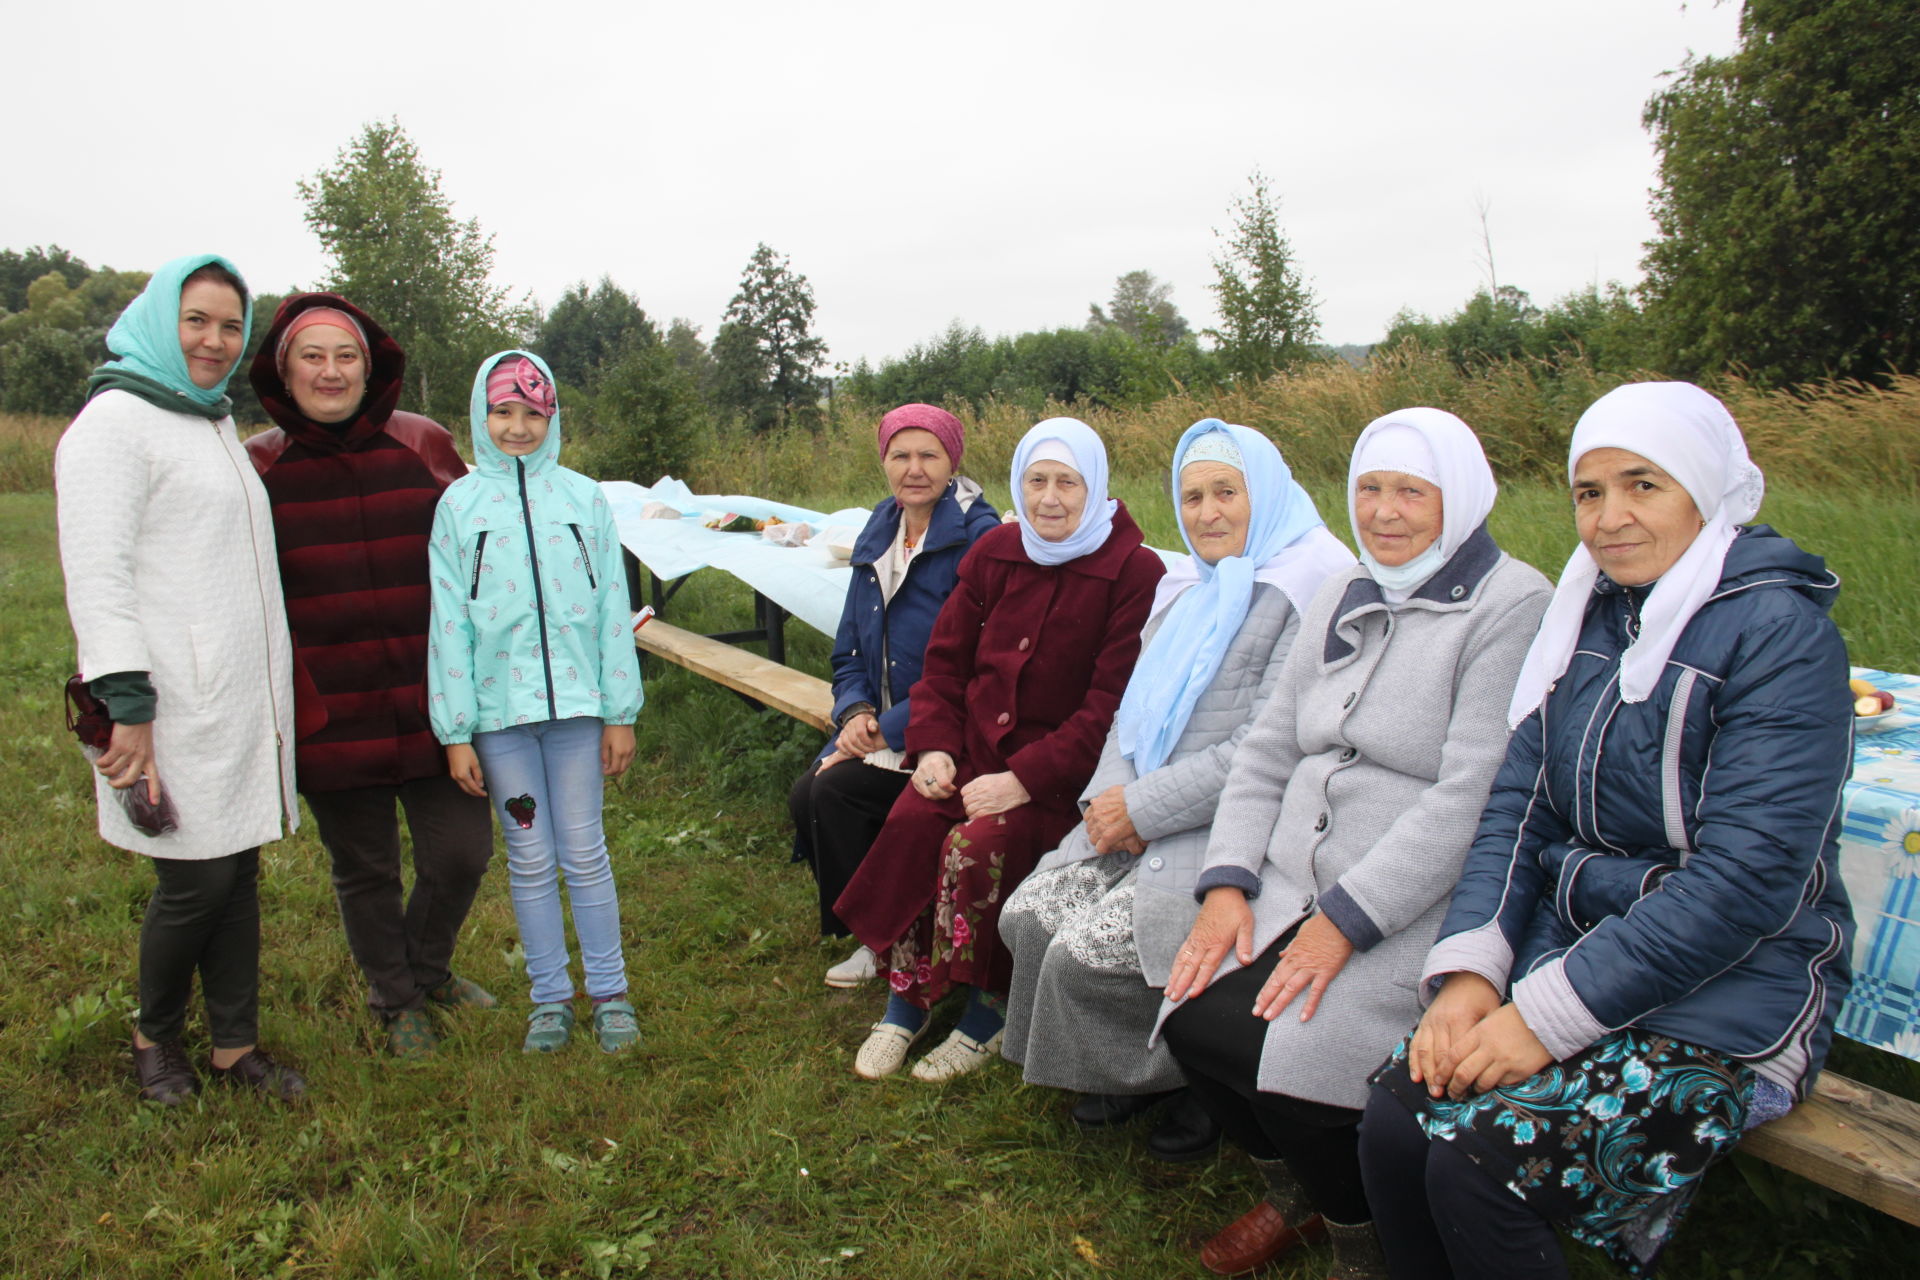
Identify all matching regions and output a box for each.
[1322,522,1502,665]
[978,500,1146,580]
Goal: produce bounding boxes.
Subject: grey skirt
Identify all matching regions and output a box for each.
[1000,853,1187,1095]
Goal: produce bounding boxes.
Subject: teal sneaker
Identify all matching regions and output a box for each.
[593,1000,642,1054]
[523,1002,574,1053]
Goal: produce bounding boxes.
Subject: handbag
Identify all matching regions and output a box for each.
[64,675,179,837]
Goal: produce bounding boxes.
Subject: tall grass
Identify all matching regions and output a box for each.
[0,412,62,493]
[679,352,1920,509]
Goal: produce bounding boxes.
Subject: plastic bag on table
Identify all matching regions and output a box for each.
[809,525,861,561]
[760,521,813,547]
[64,676,179,837]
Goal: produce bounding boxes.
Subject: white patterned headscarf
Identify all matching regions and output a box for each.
[1506,382,1765,729]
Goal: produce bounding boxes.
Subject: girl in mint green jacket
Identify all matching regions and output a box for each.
[428,351,642,1054]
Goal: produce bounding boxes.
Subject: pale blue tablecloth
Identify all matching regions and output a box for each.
[602,478,872,637]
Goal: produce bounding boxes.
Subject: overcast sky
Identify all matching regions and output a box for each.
[5,1,1742,365]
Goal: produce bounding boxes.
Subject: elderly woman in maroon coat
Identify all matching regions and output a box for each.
[837,418,1164,1082]
[245,295,494,1058]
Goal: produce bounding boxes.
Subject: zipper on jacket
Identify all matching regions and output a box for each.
[216,420,293,828]
[469,531,490,600]
[568,524,597,589]
[518,458,557,720]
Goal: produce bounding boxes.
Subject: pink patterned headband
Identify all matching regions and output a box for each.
[486,356,557,418]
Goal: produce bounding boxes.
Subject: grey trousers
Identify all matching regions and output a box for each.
[304,775,493,1015]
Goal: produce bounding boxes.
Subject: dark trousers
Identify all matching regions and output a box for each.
[1162,933,1370,1224]
[138,849,261,1048]
[788,758,909,937]
[1359,1085,1569,1280]
[304,775,493,1015]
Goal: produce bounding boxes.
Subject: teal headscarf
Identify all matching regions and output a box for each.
[89,253,252,417]
[1114,419,1354,774]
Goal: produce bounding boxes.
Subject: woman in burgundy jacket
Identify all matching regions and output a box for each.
[836,417,1164,1082]
[245,294,494,1057]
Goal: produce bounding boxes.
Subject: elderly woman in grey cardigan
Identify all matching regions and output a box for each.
[1156,409,1550,1280]
[1001,420,1353,1159]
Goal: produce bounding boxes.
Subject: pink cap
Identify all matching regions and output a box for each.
[486,356,557,418]
[275,307,369,371]
[877,403,964,469]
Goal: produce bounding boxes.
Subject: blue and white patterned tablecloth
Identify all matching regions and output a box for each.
[1836,667,1920,1060]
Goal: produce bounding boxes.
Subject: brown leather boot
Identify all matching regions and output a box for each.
[1199,1156,1327,1276]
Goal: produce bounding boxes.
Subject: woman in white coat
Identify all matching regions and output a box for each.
[55,254,304,1104]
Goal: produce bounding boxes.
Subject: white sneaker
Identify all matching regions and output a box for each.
[909,1028,1004,1082]
[824,944,878,989]
[854,1019,929,1080]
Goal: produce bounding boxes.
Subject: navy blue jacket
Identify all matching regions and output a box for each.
[829,479,1000,752]
[1425,526,1854,1096]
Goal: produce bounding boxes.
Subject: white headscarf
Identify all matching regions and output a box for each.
[1346,408,1499,604]
[1505,382,1765,729]
[1011,417,1117,566]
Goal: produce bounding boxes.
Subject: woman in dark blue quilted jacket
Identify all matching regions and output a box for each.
[788,404,999,985]
[1360,382,1854,1280]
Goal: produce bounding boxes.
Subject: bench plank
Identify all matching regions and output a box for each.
[635,618,834,733]
[1741,1072,1920,1225]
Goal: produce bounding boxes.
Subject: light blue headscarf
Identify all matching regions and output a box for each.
[1115,419,1354,774]
[1011,417,1117,566]
[96,253,253,409]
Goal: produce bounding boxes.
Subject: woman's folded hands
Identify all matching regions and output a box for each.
[1409,972,1552,1099]
[1084,784,1145,856]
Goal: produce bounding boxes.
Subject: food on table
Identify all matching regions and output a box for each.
[1851,678,1898,718]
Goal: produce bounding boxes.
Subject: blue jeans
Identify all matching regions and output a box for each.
[471,717,626,1004]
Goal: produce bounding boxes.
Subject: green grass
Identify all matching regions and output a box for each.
[2,487,1915,1278]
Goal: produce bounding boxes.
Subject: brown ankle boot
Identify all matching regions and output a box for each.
[1199,1156,1327,1276]
[1324,1219,1389,1280]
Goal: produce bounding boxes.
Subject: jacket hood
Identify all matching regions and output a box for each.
[248,293,407,446]
[1716,524,1839,613]
[469,349,563,478]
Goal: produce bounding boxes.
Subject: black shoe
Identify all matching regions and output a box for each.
[1146,1090,1222,1163]
[208,1048,308,1101]
[132,1037,199,1105]
[1071,1089,1178,1129]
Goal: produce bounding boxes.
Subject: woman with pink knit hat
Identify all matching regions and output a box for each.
[788,404,1000,989]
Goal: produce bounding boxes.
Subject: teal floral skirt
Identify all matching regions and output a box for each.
[1372,1029,1755,1276]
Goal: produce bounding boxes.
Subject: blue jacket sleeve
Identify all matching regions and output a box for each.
[829,569,879,727]
[1512,609,1853,1057]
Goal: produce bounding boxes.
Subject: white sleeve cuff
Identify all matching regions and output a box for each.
[1511,955,1608,1061]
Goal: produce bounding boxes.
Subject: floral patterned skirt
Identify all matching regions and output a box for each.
[1372,1029,1755,1277]
[877,811,1061,1010]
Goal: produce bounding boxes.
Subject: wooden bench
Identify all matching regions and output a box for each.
[1741,1070,1920,1225]
[633,617,834,733]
